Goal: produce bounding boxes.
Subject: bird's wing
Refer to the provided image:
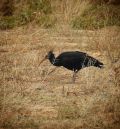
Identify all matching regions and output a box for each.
[57,51,86,58]
[57,52,87,65]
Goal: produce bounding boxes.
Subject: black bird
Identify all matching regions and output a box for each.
[40,51,104,83]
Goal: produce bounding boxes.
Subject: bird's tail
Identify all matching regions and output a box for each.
[87,56,104,68]
[94,60,104,68]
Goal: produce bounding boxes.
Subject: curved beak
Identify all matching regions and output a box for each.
[38,57,46,66]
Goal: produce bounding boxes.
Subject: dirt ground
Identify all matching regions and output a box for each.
[0,25,120,129]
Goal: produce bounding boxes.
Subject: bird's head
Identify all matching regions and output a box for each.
[38,50,54,66]
[45,50,54,59]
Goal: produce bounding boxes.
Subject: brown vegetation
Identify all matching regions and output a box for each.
[0,26,120,129]
[0,1,120,129]
[90,0,120,5]
[0,0,14,16]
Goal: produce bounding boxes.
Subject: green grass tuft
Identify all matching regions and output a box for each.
[0,16,16,30]
[72,4,120,29]
[36,14,56,28]
[28,0,52,14]
[17,9,33,26]
[0,0,54,30]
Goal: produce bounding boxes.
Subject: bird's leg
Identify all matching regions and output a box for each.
[72,72,76,83]
[67,70,78,96]
[72,70,77,83]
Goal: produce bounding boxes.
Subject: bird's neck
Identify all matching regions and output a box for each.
[49,54,56,65]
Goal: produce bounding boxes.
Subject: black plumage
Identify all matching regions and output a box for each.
[45,51,104,82]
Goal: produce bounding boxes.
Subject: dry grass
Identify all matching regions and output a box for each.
[72,3,120,29]
[53,0,90,24]
[0,1,120,129]
[0,25,120,129]
[0,0,120,30]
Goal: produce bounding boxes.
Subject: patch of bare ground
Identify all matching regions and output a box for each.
[0,26,120,129]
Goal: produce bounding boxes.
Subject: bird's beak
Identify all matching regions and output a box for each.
[38,57,47,66]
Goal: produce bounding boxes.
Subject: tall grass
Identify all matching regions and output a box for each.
[0,0,56,29]
[0,0,120,29]
[72,4,120,29]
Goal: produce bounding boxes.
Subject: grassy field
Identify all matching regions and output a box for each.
[0,25,120,129]
[0,0,120,30]
[0,0,120,129]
